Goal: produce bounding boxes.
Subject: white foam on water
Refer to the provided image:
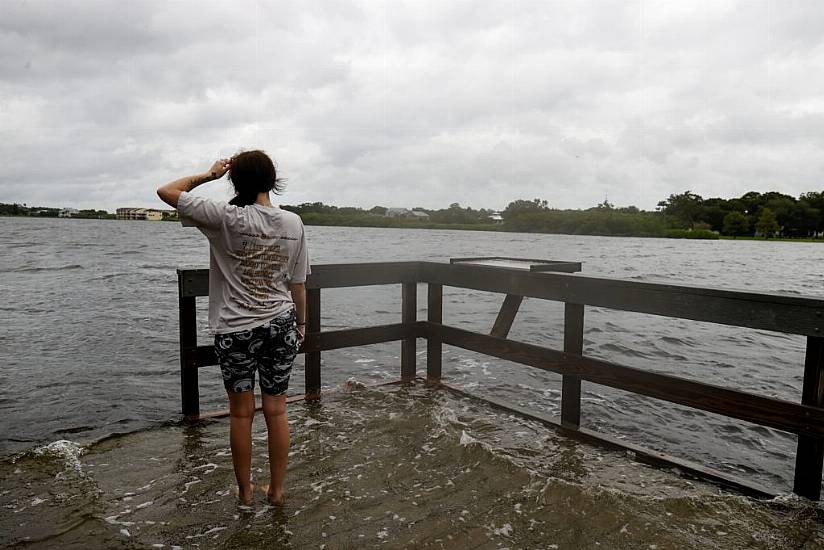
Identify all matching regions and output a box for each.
[32,440,86,475]
[459,430,477,446]
[186,526,227,539]
[30,497,46,506]
[104,514,136,527]
[135,501,153,509]
[181,479,201,495]
[353,359,375,364]
[490,522,513,537]
[136,479,157,491]
[120,529,130,537]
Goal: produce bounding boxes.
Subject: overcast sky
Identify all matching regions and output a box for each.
[2,1,823,212]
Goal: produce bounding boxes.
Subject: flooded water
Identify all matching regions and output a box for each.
[3,384,823,549]
[1,216,824,547]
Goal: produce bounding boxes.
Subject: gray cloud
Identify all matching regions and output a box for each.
[1,0,823,211]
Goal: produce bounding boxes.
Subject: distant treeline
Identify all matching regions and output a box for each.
[282,190,824,240]
[5,189,824,240]
[0,203,114,219]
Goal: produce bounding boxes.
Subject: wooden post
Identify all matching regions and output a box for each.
[178,278,199,420]
[401,282,417,381]
[427,284,443,384]
[490,294,524,339]
[305,288,322,400]
[793,336,824,500]
[561,302,585,428]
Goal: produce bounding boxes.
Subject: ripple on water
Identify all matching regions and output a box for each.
[2,385,822,548]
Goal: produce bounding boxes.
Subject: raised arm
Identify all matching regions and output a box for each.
[156,159,231,208]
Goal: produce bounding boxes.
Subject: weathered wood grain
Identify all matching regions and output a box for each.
[305,288,322,399]
[428,323,824,439]
[561,303,584,427]
[177,271,199,419]
[489,294,524,338]
[427,284,443,383]
[401,283,417,381]
[793,336,824,500]
[421,262,824,337]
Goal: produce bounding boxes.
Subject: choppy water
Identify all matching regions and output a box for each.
[1,216,823,540]
[3,384,823,549]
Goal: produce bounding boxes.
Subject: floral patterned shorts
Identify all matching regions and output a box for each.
[214,309,299,395]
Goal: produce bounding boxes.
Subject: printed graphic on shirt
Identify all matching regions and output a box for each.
[230,239,290,312]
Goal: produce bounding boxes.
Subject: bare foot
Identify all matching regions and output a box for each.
[238,482,255,506]
[268,487,284,506]
[257,483,284,505]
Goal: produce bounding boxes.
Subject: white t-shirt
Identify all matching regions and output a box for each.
[177,191,310,334]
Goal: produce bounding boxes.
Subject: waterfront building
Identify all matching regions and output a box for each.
[116,207,163,221]
[386,208,430,220]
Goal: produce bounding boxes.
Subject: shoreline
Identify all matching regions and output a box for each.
[3,214,823,242]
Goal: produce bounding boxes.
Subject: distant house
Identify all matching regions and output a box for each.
[385,207,411,218]
[58,208,79,218]
[116,207,163,221]
[385,208,430,220]
[488,211,504,224]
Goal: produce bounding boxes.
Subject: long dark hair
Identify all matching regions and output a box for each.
[227,150,285,206]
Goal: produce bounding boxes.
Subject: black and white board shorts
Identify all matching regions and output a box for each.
[214,309,300,396]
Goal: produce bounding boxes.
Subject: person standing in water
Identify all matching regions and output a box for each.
[157,150,309,505]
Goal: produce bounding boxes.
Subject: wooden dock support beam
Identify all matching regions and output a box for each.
[401,283,417,381]
[561,303,584,428]
[305,288,322,400]
[178,280,199,420]
[427,284,443,384]
[490,294,524,339]
[793,336,824,500]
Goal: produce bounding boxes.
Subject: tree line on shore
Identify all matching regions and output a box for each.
[282,190,824,239]
[0,204,114,219]
[4,189,823,239]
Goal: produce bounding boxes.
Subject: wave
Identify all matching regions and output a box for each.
[3,385,822,548]
[30,439,86,475]
[1,264,84,274]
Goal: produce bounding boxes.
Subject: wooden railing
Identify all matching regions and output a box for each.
[177,261,824,500]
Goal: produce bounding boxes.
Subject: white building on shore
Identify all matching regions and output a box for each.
[116,207,164,221]
[385,207,430,220]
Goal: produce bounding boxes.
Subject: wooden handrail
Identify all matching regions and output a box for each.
[424,323,824,439]
[179,262,824,336]
[419,261,824,337]
[177,260,824,500]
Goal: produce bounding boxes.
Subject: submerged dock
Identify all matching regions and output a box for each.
[3,384,823,548]
[8,257,820,546]
[179,257,824,502]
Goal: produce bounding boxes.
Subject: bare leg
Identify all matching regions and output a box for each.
[227,391,256,505]
[262,393,290,505]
